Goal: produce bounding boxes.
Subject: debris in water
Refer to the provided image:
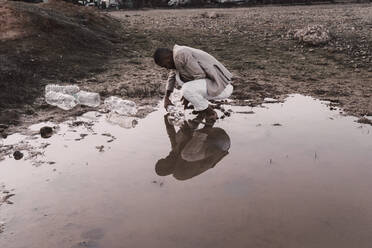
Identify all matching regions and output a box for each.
[0,221,4,233]
[40,126,54,139]
[96,145,104,152]
[1,193,15,205]
[236,111,255,114]
[106,113,138,129]
[272,123,282,126]
[75,133,89,141]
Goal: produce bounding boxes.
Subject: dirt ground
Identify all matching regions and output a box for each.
[1,2,372,134]
[0,0,129,127]
[107,4,372,112]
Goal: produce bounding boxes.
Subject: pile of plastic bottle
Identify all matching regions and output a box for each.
[45,84,100,110]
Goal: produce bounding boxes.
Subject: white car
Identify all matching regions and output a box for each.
[168,0,190,6]
[212,0,246,3]
[99,0,120,9]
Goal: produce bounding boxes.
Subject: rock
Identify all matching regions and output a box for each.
[13,151,24,160]
[201,12,221,19]
[25,108,35,115]
[40,126,54,139]
[289,25,331,46]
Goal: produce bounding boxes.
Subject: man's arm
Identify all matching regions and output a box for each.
[164,71,176,109]
[166,71,176,94]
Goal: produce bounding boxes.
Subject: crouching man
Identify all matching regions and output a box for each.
[153,45,233,123]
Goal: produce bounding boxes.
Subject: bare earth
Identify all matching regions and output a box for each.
[106,4,372,114]
[1,2,372,134]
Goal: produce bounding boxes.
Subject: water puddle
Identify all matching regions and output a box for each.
[1,94,372,248]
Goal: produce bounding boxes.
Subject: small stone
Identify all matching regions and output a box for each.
[40,126,53,139]
[13,151,24,160]
[25,108,35,115]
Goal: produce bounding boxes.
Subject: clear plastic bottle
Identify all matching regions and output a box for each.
[45,84,80,95]
[45,91,78,111]
[104,96,137,116]
[106,112,138,129]
[76,91,101,107]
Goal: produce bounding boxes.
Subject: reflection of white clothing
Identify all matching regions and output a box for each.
[179,76,233,111]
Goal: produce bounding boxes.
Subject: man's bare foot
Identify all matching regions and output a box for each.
[205,106,218,124]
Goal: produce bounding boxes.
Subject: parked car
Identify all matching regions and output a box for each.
[168,0,190,6]
[211,0,246,4]
[98,0,120,9]
[85,1,96,6]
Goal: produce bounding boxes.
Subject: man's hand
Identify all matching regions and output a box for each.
[164,97,173,110]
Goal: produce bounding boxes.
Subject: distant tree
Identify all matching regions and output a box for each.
[190,0,204,6]
[62,0,80,4]
[133,0,145,8]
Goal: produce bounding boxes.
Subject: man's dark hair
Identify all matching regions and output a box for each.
[153,48,172,65]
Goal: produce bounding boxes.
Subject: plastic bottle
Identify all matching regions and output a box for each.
[76,91,101,107]
[106,112,138,129]
[45,91,78,111]
[45,84,80,95]
[104,96,137,116]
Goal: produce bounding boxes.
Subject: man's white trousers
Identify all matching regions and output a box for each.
[181,79,233,111]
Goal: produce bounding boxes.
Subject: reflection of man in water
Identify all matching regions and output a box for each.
[155,114,231,181]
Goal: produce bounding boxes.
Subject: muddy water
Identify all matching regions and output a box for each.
[1,94,372,248]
